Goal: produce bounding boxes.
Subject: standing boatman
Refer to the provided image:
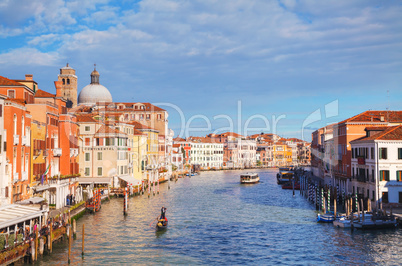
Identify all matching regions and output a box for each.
[160,206,167,220]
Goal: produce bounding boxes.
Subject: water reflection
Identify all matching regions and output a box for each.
[24,169,402,265]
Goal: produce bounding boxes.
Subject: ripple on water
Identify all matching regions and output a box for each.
[31,169,402,265]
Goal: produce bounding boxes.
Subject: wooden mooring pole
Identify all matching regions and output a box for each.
[68,225,72,264]
[73,219,77,239]
[82,224,85,258]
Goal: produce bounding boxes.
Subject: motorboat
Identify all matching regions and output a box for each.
[277,168,294,184]
[317,213,335,223]
[240,173,260,184]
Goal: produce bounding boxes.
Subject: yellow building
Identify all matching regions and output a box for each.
[129,121,159,181]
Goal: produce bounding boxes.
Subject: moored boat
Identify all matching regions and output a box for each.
[333,213,372,228]
[353,217,397,230]
[281,182,300,190]
[277,168,294,184]
[240,173,259,184]
[317,213,335,223]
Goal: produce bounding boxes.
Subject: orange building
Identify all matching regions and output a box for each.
[3,99,32,203]
[0,76,34,204]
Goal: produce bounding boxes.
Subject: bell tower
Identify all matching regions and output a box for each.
[58,63,78,108]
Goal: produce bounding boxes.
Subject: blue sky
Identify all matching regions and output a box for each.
[0,0,401,141]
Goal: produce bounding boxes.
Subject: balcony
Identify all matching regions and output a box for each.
[13,135,19,145]
[13,173,19,183]
[53,148,62,157]
[70,148,79,157]
[356,175,368,183]
[21,171,28,181]
[21,136,27,146]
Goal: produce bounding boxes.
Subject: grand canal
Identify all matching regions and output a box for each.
[34,169,402,265]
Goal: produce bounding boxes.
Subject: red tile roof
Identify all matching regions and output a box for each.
[96,125,125,135]
[340,111,402,124]
[76,115,97,123]
[35,89,55,98]
[128,121,157,131]
[352,125,402,142]
[217,132,243,138]
[6,98,26,106]
[133,129,147,136]
[0,76,25,86]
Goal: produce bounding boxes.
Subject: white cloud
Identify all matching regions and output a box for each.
[0,48,60,66]
[0,0,401,136]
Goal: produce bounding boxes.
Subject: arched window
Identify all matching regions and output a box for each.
[62,78,65,85]
[13,114,17,135]
[21,116,25,137]
[67,79,70,84]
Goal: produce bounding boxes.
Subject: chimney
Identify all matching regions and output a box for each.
[25,74,33,81]
[54,81,63,97]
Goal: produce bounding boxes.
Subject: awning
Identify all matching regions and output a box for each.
[78,177,112,185]
[0,204,47,229]
[18,197,45,205]
[33,185,50,193]
[118,175,142,186]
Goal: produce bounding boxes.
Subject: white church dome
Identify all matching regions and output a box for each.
[78,67,112,105]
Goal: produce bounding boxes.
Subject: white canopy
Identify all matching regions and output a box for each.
[78,177,112,185]
[118,175,142,186]
[0,204,47,229]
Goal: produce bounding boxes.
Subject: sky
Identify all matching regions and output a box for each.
[0,0,401,141]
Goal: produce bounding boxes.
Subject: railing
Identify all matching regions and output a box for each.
[53,148,62,156]
[13,135,19,145]
[356,175,367,183]
[21,171,28,181]
[13,173,19,183]
[70,148,79,157]
[21,136,27,146]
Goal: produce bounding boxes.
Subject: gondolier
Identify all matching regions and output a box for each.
[160,206,167,220]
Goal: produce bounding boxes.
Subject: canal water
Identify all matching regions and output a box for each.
[33,169,402,265]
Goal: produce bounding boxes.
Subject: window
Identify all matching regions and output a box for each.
[379,148,387,159]
[85,126,90,132]
[13,115,17,135]
[8,90,15,98]
[85,168,90,176]
[85,138,90,146]
[382,192,389,203]
[85,153,90,161]
[399,192,402,204]
[397,171,402,182]
[398,148,402,160]
[62,78,65,85]
[0,104,2,117]
[371,147,374,159]
[146,114,150,120]
[379,170,389,181]
[67,78,70,84]
[97,167,102,176]
[97,152,102,160]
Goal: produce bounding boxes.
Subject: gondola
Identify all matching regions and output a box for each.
[156,218,168,231]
